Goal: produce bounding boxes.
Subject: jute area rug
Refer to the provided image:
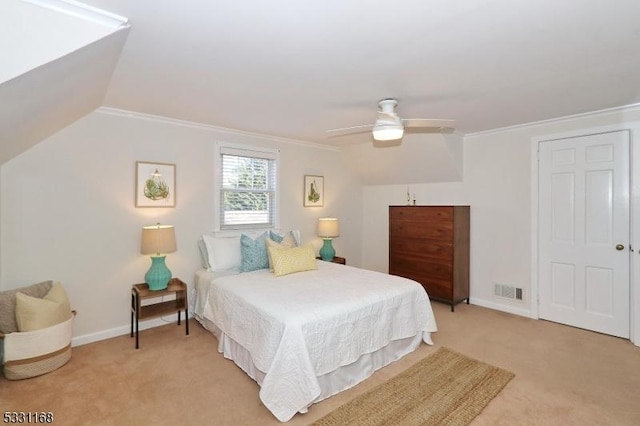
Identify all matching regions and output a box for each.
[311,347,514,426]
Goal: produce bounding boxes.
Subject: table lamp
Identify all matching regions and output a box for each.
[141,223,177,290]
[318,218,339,261]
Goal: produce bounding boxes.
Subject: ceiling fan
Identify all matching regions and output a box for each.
[327,98,455,141]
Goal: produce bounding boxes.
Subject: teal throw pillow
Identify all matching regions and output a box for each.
[269,230,284,243]
[240,232,269,272]
[269,230,299,247]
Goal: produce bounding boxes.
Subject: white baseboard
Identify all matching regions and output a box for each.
[71,313,184,347]
[471,297,535,319]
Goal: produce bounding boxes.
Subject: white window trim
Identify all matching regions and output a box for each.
[214,141,280,233]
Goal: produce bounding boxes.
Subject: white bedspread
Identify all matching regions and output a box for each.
[196,261,437,422]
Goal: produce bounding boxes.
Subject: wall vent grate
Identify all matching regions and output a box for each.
[494,283,523,301]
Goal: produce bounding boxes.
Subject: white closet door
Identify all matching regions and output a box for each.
[538,130,630,338]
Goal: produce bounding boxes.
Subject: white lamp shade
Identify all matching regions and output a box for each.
[141,224,177,255]
[318,218,339,238]
[372,124,404,141]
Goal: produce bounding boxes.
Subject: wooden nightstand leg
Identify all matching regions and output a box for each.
[185,308,189,335]
[177,310,181,326]
[135,293,140,349]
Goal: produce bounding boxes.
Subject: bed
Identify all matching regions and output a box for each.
[193,258,437,422]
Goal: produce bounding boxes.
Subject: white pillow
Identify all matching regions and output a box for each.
[197,238,211,269]
[201,234,242,272]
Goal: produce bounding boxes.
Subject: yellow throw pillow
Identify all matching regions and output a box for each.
[45,282,72,313]
[278,232,298,247]
[268,244,317,277]
[266,236,298,271]
[15,283,72,332]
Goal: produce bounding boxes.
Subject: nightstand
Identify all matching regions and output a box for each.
[317,256,346,265]
[131,278,189,349]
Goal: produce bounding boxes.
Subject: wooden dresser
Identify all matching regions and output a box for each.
[389,205,470,311]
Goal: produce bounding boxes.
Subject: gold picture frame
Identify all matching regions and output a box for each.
[135,161,176,207]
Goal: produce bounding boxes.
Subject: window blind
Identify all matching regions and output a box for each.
[219,144,278,230]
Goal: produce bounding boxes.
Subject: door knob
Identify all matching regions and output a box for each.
[616,244,625,251]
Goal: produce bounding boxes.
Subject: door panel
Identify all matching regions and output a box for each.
[551,173,575,242]
[585,170,613,245]
[538,130,630,338]
[585,266,614,316]
[550,262,575,309]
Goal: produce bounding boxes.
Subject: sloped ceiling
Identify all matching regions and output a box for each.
[0,0,129,164]
[77,0,640,146]
[3,1,640,184]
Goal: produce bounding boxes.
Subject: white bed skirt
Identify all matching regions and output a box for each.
[196,314,432,418]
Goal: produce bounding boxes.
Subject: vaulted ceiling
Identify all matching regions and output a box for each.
[77,0,640,145]
[0,0,129,164]
[3,0,640,164]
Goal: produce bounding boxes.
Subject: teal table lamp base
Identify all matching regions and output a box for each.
[319,238,336,261]
[145,255,172,290]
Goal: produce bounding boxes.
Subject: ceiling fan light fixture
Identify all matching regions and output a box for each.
[326,98,455,141]
[372,124,404,141]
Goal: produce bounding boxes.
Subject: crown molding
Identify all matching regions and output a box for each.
[96,107,340,152]
[467,103,640,137]
[22,0,129,28]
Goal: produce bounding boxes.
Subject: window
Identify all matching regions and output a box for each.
[216,143,279,230]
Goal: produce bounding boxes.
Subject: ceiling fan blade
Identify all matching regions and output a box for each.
[402,118,456,130]
[327,124,374,137]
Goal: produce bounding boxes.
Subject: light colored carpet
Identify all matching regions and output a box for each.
[1,302,639,425]
[312,347,514,426]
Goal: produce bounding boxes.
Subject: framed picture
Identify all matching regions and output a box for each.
[135,161,176,207]
[304,175,324,207]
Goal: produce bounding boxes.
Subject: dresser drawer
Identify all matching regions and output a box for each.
[388,271,453,300]
[390,221,453,241]
[389,239,452,260]
[390,206,453,223]
[389,255,452,281]
[422,278,456,300]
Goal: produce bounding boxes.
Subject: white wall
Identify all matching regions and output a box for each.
[4,103,640,347]
[361,105,640,345]
[342,133,464,185]
[0,108,362,344]
[361,128,534,315]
